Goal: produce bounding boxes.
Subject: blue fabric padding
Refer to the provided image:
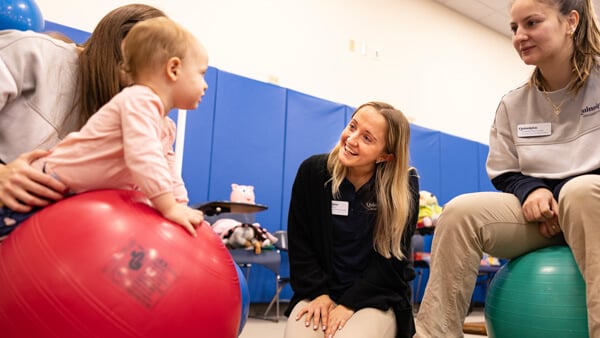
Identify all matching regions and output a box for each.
[439,133,479,205]
[344,105,354,124]
[208,70,287,232]
[410,124,442,200]
[44,21,90,44]
[279,250,293,301]
[478,143,497,192]
[280,90,346,228]
[178,66,219,204]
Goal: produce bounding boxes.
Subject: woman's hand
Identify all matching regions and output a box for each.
[295,294,335,332]
[323,304,355,338]
[522,188,561,238]
[538,215,561,238]
[0,150,66,212]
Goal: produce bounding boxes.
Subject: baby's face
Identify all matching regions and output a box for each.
[174,40,209,110]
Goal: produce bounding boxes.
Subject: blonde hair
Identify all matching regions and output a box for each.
[527,0,600,93]
[327,102,414,260]
[122,16,196,81]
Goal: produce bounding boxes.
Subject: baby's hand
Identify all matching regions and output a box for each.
[162,204,204,237]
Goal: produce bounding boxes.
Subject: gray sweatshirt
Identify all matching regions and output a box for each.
[0,30,80,163]
[488,65,600,181]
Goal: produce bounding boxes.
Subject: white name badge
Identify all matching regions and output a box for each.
[331,200,349,216]
[517,123,551,137]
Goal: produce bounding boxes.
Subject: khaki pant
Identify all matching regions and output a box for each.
[414,175,600,338]
[285,300,396,338]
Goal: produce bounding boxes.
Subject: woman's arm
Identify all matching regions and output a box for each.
[287,155,330,299]
[0,150,66,212]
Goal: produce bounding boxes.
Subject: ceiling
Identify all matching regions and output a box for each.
[432,0,600,38]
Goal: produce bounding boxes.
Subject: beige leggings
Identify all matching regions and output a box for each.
[414,175,600,338]
[284,300,396,338]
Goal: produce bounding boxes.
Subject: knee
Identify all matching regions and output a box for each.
[559,175,600,208]
[436,193,480,230]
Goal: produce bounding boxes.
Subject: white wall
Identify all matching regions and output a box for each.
[36,0,532,144]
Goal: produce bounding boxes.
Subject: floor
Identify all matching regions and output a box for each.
[239,303,488,338]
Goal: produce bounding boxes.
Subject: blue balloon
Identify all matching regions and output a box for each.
[0,0,44,32]
[235,264,250,336]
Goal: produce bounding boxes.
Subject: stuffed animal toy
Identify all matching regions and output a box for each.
[220,222,278,254]
[212,218,278,254]
[230,184,255,204]
[418,190,443,228]
[480,253,501,266]
[210,183,277,254]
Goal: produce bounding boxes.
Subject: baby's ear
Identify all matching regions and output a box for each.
[167,57,182,80]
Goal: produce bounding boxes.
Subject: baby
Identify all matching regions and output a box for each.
[1,17,209,237]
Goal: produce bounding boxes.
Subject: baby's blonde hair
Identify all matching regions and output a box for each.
[122,16,196,80]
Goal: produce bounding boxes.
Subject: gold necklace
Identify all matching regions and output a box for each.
[541,90,570,115]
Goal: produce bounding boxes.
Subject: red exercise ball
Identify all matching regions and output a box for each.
[0,189,241,338]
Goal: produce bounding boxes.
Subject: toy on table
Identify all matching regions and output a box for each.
[194,183,267,215]
[417,190,443,228]
[229,184,255,204]
[210,184,277,254]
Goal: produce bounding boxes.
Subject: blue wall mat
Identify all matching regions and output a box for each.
[281,90,346,229]
[178,66,219,205]
[478,143,497,192]
[209,70,287,231]
[439,133,480,206]
[344,105,354,125]
[44,21,90,44]
[409,124,442,201]
[208,71,286,303]
[279,250,293,301]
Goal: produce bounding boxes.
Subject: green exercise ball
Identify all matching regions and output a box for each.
[484,245,588,338]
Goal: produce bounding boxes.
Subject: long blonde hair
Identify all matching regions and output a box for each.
[527,0,600,93]
[327,102,413,260]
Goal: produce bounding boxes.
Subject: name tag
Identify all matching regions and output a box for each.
[517,123,551,137]
[331,201,349,216]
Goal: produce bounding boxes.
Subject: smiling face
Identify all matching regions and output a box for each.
[337,105,392,174]
[510,0,576,70]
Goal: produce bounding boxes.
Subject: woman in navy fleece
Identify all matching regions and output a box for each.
[284,101,419,338]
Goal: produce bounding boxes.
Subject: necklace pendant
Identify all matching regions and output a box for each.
[553,107,561,115]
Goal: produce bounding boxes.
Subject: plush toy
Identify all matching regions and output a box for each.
[480,253,501,266]
[230,184,255,204]
[417,190,443,228]
[212,218,278,254]
[210,183,277,254]
[220,222,278,254]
